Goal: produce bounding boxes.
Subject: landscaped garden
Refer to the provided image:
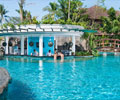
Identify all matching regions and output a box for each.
[0,0,120,100]
[0,0,120,55]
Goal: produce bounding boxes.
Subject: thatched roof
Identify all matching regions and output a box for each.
[116,11,120,16]
[86,5,120,20]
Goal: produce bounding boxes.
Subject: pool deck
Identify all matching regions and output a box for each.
[2,52,120,60]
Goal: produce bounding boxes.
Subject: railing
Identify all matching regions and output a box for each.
[95,39,120,52]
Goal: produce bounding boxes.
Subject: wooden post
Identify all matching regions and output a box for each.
[102,40,104,48]
[114,39,116,48]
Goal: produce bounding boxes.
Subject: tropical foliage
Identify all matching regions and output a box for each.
[18,0,25,22]
[43,2,59,21]
[75,51,91,56]
[100,7,120,34]
[0,0,120,55]
[41,0,89,27]
[0,4,8,25]
[0,0,39,27]
[80,32,99,56]
[75,50,99,56]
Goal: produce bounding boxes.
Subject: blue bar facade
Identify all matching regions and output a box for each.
[27,37,39,55]
[27,37,54,56]
[43,37,54,56]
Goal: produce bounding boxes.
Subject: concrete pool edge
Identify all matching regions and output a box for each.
[4,55,94,59]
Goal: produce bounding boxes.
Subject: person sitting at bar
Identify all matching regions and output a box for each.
[32,49,38,56]
[47,50,52,56]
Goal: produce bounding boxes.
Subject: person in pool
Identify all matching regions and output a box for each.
[54,50,64,60]
[54,50,58,60]
[59,51,64,60]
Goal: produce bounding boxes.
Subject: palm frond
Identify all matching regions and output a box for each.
[19,0,25,6]
[43,6,51,12]
[16,9,20,14]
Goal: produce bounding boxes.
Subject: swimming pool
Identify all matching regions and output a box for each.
[0,55,120,100]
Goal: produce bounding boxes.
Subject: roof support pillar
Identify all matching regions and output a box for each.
[21,36,24,55]
[5,36,9,55]
[27,36,28,55]
[39,36,43,56]
[54,36,57,50]
[72,36,75,54]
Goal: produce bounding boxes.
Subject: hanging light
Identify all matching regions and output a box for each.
[48,41,53,47]
[2,42,7,47]
[48,36,53,47]
[29,42,34,46]
[63,42,68,47]
[69,42,73,47]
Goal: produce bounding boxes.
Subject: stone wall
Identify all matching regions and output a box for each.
[0,68,11,100]
[0,87,8,100]
[56,36,87,51]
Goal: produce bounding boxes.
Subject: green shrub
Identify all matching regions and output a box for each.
[91,49,99,56]
[75,51,91,56]
[75,50,99,57]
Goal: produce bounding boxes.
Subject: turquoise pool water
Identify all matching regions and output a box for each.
[0,55,120,100]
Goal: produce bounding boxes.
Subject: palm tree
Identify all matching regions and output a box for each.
[0,4,8,26]
[18,0,25,22]
[16,9,32,24]
[58,0,68,21]
[58,0,83,21]
[43,2,59,20]
[68,0,70,20]
[26,11,32,20]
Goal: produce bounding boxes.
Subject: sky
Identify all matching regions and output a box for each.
[0,0,120,20]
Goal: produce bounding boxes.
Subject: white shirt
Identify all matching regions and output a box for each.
[47,52,52,56]
[35,51,38,56]
[33,51,38,56]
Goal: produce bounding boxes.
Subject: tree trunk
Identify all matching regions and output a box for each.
[87,36,91,51]
[68,0,70,20]
[20,6,23,22]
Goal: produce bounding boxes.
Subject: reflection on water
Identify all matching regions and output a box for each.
[39,60,43,68]
[38,60,44,82]
[4,56,94,63]
[100,52,120,56]
[8,80,36,100]
[6,57,9,66]
[1,55,120,100]
[72,59,76,73]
